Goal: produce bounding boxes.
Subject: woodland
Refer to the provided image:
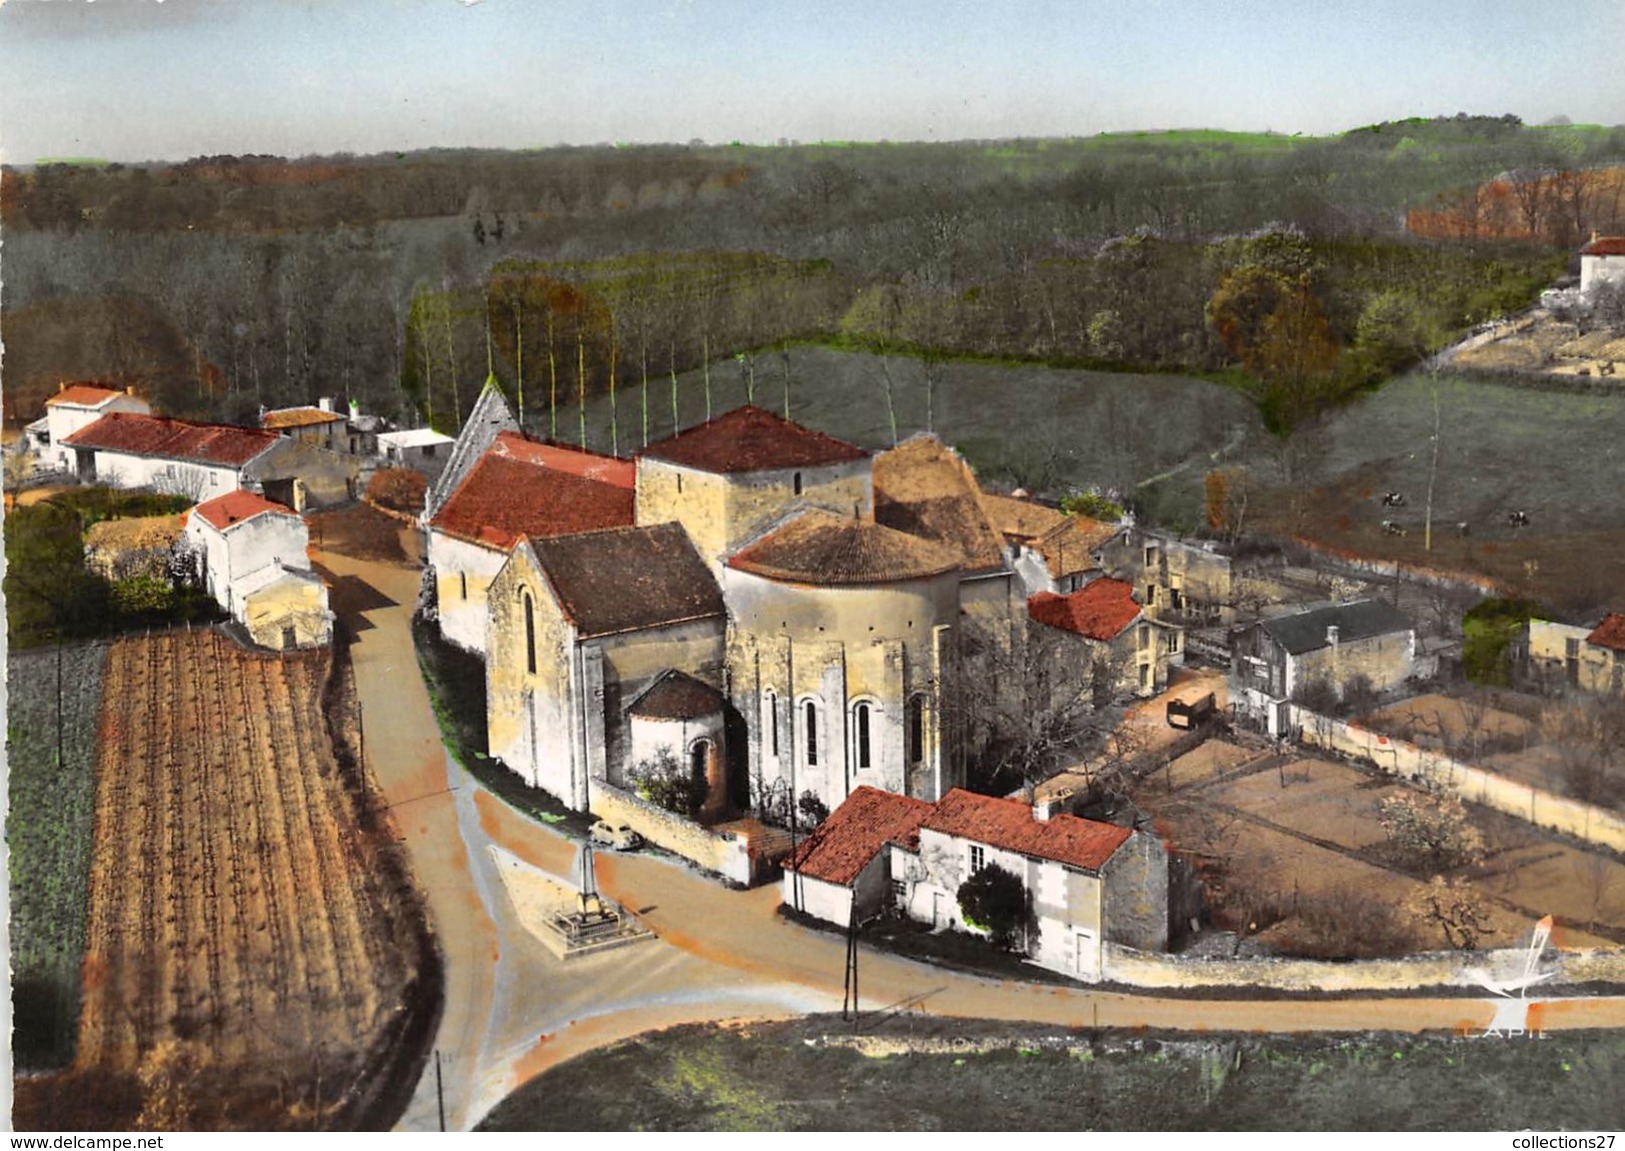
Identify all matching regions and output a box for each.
[4,114,1624,445]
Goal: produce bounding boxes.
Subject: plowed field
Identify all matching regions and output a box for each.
[20,629,438,1130]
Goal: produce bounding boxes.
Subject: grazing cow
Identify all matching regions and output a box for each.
[1381,492,1406,508]
[1382,520,1407,537]
[1508,510,1530,528]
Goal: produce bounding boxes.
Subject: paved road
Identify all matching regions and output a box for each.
[314,507,1625,1131]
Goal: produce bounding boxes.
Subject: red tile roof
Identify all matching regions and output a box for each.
[922,789,1132,873]
[640,405,868,474]
[1581,237,1625,257]
[491,432,635,489]
[45,385,129,409]
[429,454,635,550]
[61,413,280,468]
[786,786,934,887]
[262,406,344,429]
[627,669,726,720]
[728,509,960,586]
[192,490,299,532]
[1586,613,1625,653]
[1028,578,1141,641]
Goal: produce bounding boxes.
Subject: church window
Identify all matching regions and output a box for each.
[906,696,925,765]
[460,571,467,600]
[804,700,818,766]
[854,702,872,769]
[523,592,537,675]
[793,472,803,495]
[764,689,779,756]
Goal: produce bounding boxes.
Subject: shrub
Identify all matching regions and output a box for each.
[367,467,428,514]
[796,790,830,829]
[956,863,1031,951]
[631,746,706,819]
[1059,490,1125,522]
[1462,598,1536,687]
[1290,676,1340,714]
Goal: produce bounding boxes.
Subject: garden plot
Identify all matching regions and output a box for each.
[24,629,436,1131]
[1145,738,1622,955]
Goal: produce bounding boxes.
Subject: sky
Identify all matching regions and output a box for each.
[1,0,1623,164]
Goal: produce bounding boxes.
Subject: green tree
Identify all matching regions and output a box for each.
[956,863,1031,951]
[630,746,706,819]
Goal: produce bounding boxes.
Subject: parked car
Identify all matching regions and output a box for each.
[589,820,643,851]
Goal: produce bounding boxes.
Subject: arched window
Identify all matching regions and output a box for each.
[523,591,536,675]
[906,695,925,766]
[804,699,819,766]
[792,471,803,496]
[459,570,468,600]
[853,701,873,770]
[763,689,779,757]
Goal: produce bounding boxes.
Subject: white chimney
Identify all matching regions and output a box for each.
[318,397,334,413]
[348,398,360,422]
[1034,799,1053,822]
[1327,624,1340,646]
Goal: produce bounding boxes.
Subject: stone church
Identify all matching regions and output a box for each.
[425,385,1117,822]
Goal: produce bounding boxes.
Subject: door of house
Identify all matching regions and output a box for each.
[1273,700,1293,738]
[1075,930,1100,981]
[931,892,945,929]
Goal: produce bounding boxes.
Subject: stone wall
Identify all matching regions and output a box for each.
[1104,941,1625,992]
[589,780,754,886]
[1294,705,1625,852]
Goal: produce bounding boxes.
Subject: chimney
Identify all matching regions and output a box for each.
[126,386,135,396]
[1033,798,1053,822]
[348,398,360,422]
[318,397,334,413]
[1327,624,1340,647]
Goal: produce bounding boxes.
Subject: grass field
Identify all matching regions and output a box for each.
[7,641,110,1067]
[565,344,1269,532]
[477,1016,1625,1131]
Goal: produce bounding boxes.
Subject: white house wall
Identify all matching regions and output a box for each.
[429,531,509,653]
[86,450,241,498]
[187,511,310,613]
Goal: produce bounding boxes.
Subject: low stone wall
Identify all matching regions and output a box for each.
[1103,941,1625,992]
[589,781,753,886]
[1293,706,1625,853]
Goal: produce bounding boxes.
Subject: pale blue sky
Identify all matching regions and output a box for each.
[2,0,1622,163]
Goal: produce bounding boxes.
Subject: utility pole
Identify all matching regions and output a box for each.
[1424,371,1442,552]
[842,896,860,1022]
[435,1049,446,1132]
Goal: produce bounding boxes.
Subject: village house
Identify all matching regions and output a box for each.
[26,383,152,471]
[1527,612,1625,695]
[61,412,292,498]
[1579,235,1625,295]
[783,785,1170,981]
[980,493,1117,596]
[58,410,360,509]
[262,400,348,453]
[182,490,332,650]
[376,428,456,483]
[1096,525,1240,627]
[1027,577,1182,703]
[1230,599,1415,735]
